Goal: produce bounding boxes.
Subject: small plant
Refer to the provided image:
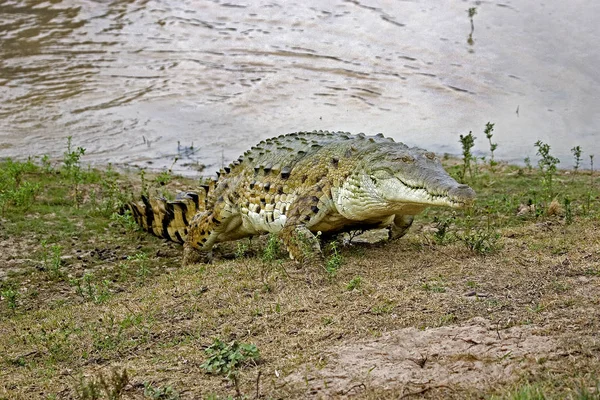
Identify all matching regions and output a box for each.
[459,132,476,183]
[524,156,532,173]
[155,170,172,186]
[0,159,41,214]
[534,140,560,199]
[461,228,501,255]
[234,241,249,259]
[110,210,139,233]
[1,287,19,312]
[347,276,363,291]
[433,214,455,244]
[591,154,595,187]
[71,273,112,304]
[76,368,129,400]
[422,278,446,293]
[143,382,180,400]
[262,233,282,263]
[200,338,260,397]
[467,7,477,45]
[325,242,343,276]
[62,136,87,207]
[129,252,150,282]
[41,242,63,280]
[571,146,583,174]
[484,122,498,170]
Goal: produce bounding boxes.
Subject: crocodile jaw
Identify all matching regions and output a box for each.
[334,174,475,220]
[380,177,476,209]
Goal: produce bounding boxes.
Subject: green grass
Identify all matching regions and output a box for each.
[0,141,599,399]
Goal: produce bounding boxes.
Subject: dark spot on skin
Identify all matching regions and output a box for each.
[200,230,206,235]
[254,167,260,175]
[304,215,311,222]
[260,198,266,204]
[256,205,261,213]
[184,228,188,235]
[246,201,250,208]
[224,167,231,174]
[331,157,339,167]
[297,150,306,156]
[213,218,221,226]
[250,181,256,189]
[281,205,287,214]
[281,166,291,179]
[221,182,229,190]
[277,186,284,195]
[311,205,319,213]
[301,175,308,183]
[200,184,210,192]
[264,164,272,174]
[216,171,221,179]
[217,196,224,203]
[264,182,271,192]
[312,196,319,203]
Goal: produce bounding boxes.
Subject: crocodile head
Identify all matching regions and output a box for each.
[335,145,475,218]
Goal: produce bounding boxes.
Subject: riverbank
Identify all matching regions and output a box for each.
[0,149,599,399]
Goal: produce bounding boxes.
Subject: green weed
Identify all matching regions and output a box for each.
[458,132,476,183]
[110,210,139,233]
[325,242,343,276]
[485,122,498,170]
[200,338,260,397]
[572,146,583,174]
[347,276,363,291]
[433,214,455,244]
[76,368,129,400]
[467,7,477,45]
[534,140,560,199]
[461,228,501,255]
[143,382,180,400]
[262,233,282,263]
[1,286,19,312]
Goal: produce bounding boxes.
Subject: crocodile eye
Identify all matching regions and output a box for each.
[424,152,436,160]
[401,156,415,163]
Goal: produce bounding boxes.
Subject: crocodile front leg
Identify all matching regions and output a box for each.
[279,224,323,266]
[387,214,414,240]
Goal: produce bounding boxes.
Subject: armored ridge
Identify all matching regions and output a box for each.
[127,131,476,266]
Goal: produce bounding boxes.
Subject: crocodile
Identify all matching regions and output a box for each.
[127,131,475,266]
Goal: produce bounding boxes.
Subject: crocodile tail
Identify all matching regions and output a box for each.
[125,191,205,244]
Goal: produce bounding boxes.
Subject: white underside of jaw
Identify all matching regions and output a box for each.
[389,184,462,208]
[334,177,463,219]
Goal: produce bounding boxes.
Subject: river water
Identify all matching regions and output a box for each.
[1,0,598,175]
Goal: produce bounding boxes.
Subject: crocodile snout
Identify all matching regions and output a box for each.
[448,184,476,203]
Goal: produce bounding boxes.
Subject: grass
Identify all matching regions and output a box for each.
[0,140,599,399]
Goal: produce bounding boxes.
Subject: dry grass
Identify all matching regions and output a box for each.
[1,159,599,399]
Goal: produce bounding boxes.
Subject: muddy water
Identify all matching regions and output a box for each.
[1,0,598,175]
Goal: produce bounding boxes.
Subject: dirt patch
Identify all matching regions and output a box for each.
[289,317,560,397]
